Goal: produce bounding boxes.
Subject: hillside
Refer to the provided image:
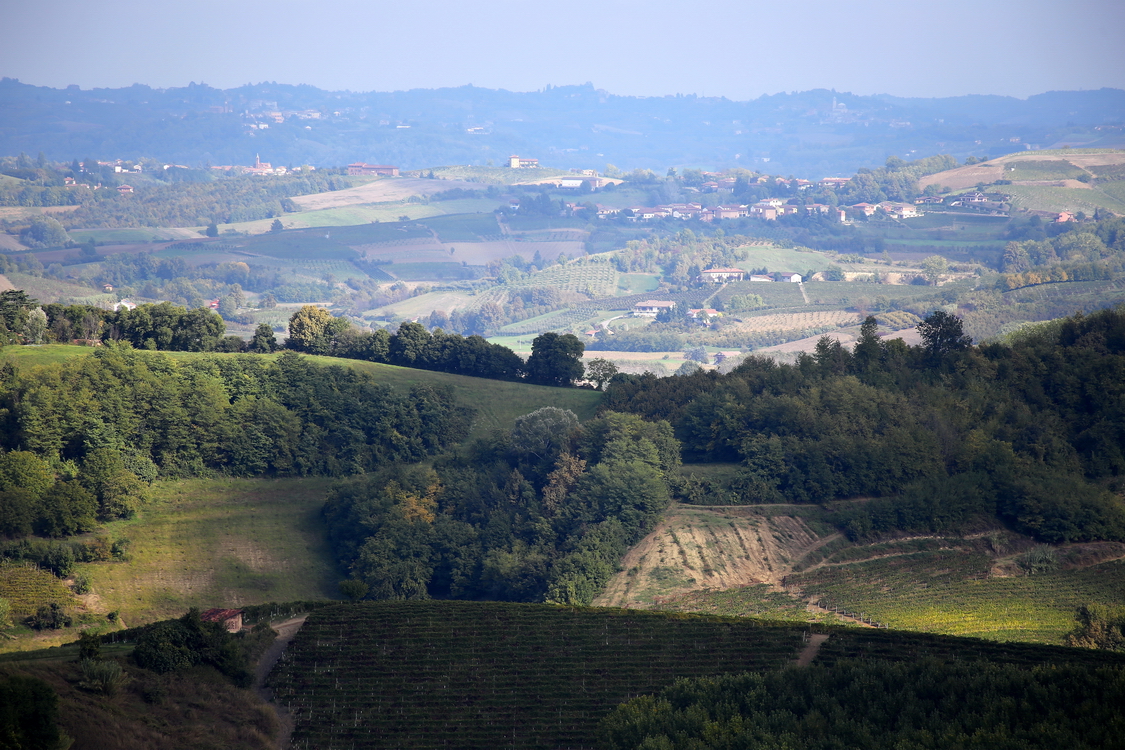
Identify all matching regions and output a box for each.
[918,148,1125,215]
[267,600,1125,750]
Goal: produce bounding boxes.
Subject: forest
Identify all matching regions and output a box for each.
[323,409,680,605]
[602,307,1125,544]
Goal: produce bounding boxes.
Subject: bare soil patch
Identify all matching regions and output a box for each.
[594,504,831,608]
[0,274,14,292]
[292,178,487,211]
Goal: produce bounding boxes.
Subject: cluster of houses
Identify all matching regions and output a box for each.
[347,163,400,176]
[591,197,928,223]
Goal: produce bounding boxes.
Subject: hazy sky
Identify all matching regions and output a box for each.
[4,0,1124,99]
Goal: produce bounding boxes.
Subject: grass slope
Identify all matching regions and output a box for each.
[76,477,340,630]
[270,601,1125,750]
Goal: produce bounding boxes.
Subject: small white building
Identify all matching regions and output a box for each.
[633,300,676,317]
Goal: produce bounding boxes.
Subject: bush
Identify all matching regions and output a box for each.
[78,658,128,695]
[26,602,72,630]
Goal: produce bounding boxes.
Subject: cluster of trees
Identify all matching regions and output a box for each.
[286,306,588,386]
[0,346,473,539]
[324,409,679,605]
[611,229,748,285]
[599,659,1125,749]
[602,308,1125,544]
[1001,218,1124,272]
[53,171,351,229]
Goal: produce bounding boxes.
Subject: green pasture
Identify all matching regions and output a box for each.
[736,244,831,273]
[717,280,805,306]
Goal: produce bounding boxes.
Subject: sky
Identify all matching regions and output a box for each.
[4,0,1124,99]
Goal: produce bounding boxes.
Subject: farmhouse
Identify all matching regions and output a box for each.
[112,298,137,311]
[201,608,244,633]
[347,163,400,176]
[633,300,676,317]
[701,268,746,282]
[687,308,721,320]
[779,272,802,283]
[749,274,773,282]
[116,184,134,194]
[509,155,540,169]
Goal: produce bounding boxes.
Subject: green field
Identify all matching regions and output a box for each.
[269,601,1125,750]
[0,272,107,304]
[736,244,831,273]
[421,212,502,242]
[617,272,660,292]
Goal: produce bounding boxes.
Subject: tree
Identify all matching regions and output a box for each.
[921,255,948,285]
[270,218,283,233]
[205,222,219,237]
[585,358,619,390]
[510,407,579,461]
[249,323,277,353]
[525,332,585,387]
[917,310,970,362]
[287,305,335,354]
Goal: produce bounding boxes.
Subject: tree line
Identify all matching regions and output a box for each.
[599,659,1125,749]
[602,308,1125,544]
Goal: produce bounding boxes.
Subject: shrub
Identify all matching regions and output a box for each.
[78,658,128,695]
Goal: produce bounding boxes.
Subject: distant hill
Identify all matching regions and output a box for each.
[3,78,1124,177]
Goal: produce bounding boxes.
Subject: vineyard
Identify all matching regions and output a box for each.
[876,310,923,329]
[521,261,619,297]
[726,309,858,334]
[786,553,1125,643]
[498,307,599,335]
[0,562,75,618]
[269,601,807,750]
[267,601,1125,749]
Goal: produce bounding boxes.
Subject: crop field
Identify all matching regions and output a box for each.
[0,563,75,618]
[726,309,858,333]
[369,290,477,318]
[786,554,1125,644]
[422,213,502,242]
[268,601,809,750]
[498,306,599,335]
[650,584,842,623]
[505,215,589,232]
[717,280,805,307]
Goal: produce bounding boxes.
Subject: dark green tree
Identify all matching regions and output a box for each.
[249,323,277,353]
[525,332,585,387]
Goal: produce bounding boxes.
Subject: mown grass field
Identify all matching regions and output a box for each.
[736,244,831,273]
[74,477,340,629]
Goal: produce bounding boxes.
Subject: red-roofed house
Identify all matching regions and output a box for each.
[201,608,244,633]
